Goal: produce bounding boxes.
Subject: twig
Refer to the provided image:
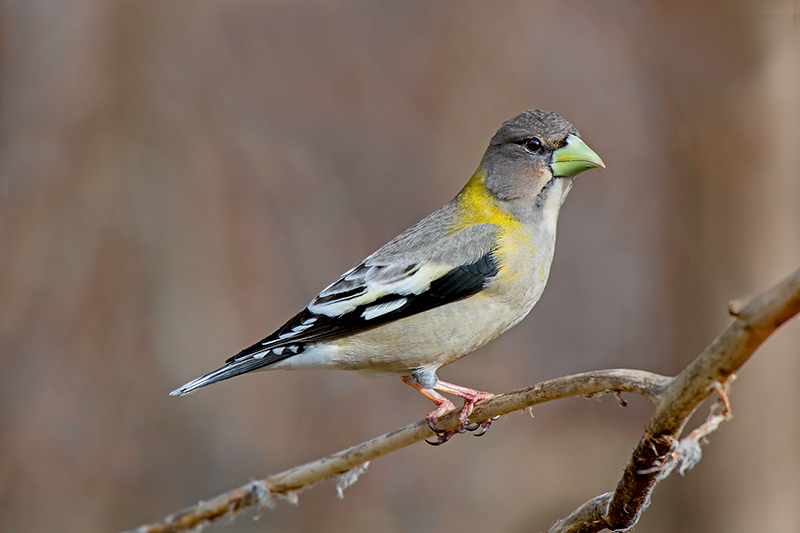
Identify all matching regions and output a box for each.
[550,266,800,533]
[127,371,668,533]
[126,266,800,533]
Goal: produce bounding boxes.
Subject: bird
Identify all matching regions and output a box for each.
[171,109,604,444]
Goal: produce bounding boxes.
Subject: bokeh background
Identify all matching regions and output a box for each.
[3,1,799,532]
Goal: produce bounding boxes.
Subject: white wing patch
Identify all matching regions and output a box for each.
[252,345,300,359]
[361,298,408,320]
[308,262,451,318]
[265,317,320,344]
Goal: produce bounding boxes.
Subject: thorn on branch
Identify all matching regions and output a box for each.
[614,391,628,407]
[729,296,754,318]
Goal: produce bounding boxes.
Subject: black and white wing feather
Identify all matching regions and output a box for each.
[235,251,499,357]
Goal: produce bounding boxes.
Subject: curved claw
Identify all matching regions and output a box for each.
[473,417,497,437]
[426,413,466,444]
[473,424,491,437]
[462,422,481,432]
[426,430,458,445]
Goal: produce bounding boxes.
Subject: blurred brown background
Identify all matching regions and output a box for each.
[3,1,799,532]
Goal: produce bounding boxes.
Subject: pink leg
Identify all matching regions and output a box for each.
[434,380,495,429]
[401,375,457,428]
[401,376,496,444]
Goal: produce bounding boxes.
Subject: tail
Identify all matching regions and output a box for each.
[169,357,270,396]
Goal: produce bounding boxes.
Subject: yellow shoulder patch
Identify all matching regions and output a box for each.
[450,170,521,231]
[450,170,536,282]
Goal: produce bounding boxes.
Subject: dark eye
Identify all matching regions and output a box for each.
[524,138,543,152]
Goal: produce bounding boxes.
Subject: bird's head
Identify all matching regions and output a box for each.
[477,109,604,220]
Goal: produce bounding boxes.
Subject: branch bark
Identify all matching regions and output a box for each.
[551,266,800,533]
[127,266,800,533]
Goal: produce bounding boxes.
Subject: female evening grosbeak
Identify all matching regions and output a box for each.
[172,109,604,443]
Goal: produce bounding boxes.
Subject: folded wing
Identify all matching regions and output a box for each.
[227,249,499,364]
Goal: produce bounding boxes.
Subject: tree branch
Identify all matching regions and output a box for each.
[551,266,800,533]
[127,266,800,533]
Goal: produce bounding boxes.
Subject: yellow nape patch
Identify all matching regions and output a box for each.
[450,169,535,282]
[451,170,520,230]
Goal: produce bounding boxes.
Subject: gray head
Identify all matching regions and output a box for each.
[478,110,603,204]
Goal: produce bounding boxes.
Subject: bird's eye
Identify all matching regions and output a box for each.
[524,138,543,152]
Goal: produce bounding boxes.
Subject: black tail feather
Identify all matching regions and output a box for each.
[169,357,269,396]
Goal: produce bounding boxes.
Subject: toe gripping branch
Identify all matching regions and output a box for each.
[401,376,497,445]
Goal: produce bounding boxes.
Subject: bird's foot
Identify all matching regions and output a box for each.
[452,390,496,436]
[402,375,497,444]
[454,390,495,428]
[426,390,497,443]
[424,402,460,445]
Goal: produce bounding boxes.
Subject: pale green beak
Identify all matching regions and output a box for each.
[550,134,605,177]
